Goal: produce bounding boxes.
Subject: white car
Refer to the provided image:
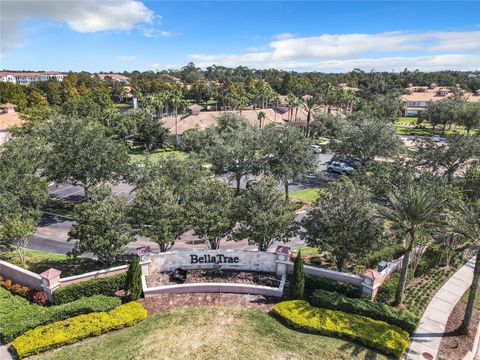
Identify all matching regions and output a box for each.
[327,161,354,175]
[432,135,441,142]
[310,145,322,154]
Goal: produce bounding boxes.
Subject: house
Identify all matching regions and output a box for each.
[94,73,130,83]
[0,103,23,145]
[0,71,65,85]
[401,83,480,116]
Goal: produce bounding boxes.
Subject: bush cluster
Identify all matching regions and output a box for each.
[357,243,405,269]
[0,275,48,305]
[0,294,121,342]
[301,274,362,298]
[272,300,409,358]
[311,289,419,333]
[414,244,443,277]
[53,273,126,304]
[12,301,147,358]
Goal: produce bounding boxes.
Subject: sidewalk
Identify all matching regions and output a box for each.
[407,257,475,359]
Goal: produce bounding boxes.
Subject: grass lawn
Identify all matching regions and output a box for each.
[461,287,480,310]
[396,117,418,126]
[291,246,320,257]
[128,146,187,163]
[35,306,388,360]
[0,247,112,277]
[290,187,325,203]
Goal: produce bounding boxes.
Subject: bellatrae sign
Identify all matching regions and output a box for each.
[147,250,279,273]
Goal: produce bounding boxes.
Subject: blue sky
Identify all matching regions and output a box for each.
[1,1,479,72]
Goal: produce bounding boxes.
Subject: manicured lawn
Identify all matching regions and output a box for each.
[396,117,418,126]
[291,246,320,256]
[461,287,480,310]
[35,306,388,360]
[0,248,111,277]
[128,147,187,163]
[290,187,325,203]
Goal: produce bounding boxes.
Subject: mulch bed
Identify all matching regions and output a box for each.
[145,269,281,288]
[438,300,480,360]
[139,293,281,315]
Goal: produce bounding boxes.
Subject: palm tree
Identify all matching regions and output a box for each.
[287,93,301,122]
[169,88,183,145]
[303,95,319,136]
[257,111,266,129]
[381,185,445,305]
[451,202,480,335]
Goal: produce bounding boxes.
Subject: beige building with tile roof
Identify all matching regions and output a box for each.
[0,104,23,145]
[401,83,480,116]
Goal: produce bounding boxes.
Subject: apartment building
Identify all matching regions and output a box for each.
[0,71,65,85]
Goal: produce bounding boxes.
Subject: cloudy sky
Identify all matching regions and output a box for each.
[1,1,479,72]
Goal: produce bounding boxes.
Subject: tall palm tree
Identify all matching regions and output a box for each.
[287,93,301,122]
[451,202,480,335]
[257,111,266,129]
[169,88,183,145]
[381,185,445,305]
[303,95,319,136]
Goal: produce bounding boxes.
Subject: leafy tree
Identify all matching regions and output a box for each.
[137,112,170,151]
[290,250,305,299]
[0,82,27,110]
[0,214,36,265]
[233,177,297,251]
[450,201,480,335]
[463,165,480,201]
[131,180,187,252]
[68,186,134,265]
[359,94,403,123]
[187,178,235,249]
[457,103,480,134]
[302,180,383,271]
[27,89,49,108]
[44,117,129,197]
[417,100,458,134]
[380,185,445,305]
[333,113,400,163]
[261,123,316,201]
[124,257,142,301]
[416,134,480,182]
[309,113,345,139]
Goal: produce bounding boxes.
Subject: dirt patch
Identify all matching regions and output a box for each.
[438,300,480,360]
[145,269,281,288]
[139,293,282,315]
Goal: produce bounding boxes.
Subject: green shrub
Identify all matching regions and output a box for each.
[53,273,126,304]
[0,294,121,342]
[301,274,362,298]
[375,273,399,305]
[272,300,409,358]
[12,301,147,358]
[124,258,142,301]
[414,244,443,277]
[289,251,305,299]
[311,289,419,333]
[357,243,405,269]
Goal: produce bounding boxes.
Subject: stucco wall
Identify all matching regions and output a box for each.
[0,259,44,290]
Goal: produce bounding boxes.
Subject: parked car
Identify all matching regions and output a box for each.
[327,161,354,175]
[432,135,441,142]
[310,145,322,154]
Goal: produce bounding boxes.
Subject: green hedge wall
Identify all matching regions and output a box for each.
[272,300,409,358]
[12,302,147,358]
[0,294,121,342]
[53,273,126,304]
[299,274,362,298]
[311,289,419,333]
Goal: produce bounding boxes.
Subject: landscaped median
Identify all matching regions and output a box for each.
[11,301,147,358]
[272,300,409,358]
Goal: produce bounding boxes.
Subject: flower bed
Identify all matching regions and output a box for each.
[272,300,409,358]
[11,302,147,358]
[145,269,281,288]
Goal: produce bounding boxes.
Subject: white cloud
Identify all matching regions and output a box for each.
[142,29,179,38]
[1,0,154,55]
[118,55,136,61]
[149,63,182,70]
[188,30,480,71]
[273,33,296,40]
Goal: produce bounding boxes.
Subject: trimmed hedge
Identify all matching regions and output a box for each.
[0,294,121,342]
[311,289,419,333]
[357,243,405,269]
[272,300,409,358]
[53,273,126,304]
[12,301,147,358]
[302,274,362,298]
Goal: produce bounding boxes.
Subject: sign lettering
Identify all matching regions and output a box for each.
[190,254,240,264]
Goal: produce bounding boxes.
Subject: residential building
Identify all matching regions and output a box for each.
[0,71,65,85]
[93,73,130,83]
[401,83,480,116]
[0,103,23,145]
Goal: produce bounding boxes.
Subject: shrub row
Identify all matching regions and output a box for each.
[357,243,405,269]
[311,289,419,333]
[12,301,147,358]
[0,275,48,305]
[272,300,409,358]
[301,274,362,298]
[1,294,121,342]
[53,273,126,304]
